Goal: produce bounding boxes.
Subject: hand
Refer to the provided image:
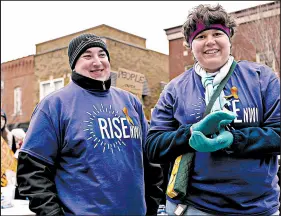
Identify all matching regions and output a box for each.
[189,130,233,152]
[191,110,236,136]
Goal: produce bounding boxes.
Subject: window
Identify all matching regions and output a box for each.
[14,87,22,115]
[40,78,64,100]
[256,51,276,71]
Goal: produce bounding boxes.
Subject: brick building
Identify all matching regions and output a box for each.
[1,55,35,130]
[164,1,280,80]
[1,24,169,130]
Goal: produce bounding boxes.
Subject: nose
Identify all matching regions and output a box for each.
[205,35,216,46]
[92,56,102,67]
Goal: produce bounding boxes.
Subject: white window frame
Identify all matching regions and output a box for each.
[14,87,22,115]
[39,78,64,100]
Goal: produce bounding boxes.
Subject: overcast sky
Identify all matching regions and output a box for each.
[1,1,273,63]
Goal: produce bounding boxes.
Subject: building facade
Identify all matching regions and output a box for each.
[165,1,280,80]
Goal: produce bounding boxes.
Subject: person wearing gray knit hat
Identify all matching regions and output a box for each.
[67,33,111,82]
[16,33,163,215]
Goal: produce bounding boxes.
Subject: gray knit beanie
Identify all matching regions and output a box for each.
[68,33,110,70]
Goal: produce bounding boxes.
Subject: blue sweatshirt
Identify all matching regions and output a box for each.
[21,76,148,215]
[146,61,280,215]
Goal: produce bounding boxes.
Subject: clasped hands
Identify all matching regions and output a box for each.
[189,110,236,152]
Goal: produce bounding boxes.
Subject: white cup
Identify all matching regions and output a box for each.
[1,185,16,208]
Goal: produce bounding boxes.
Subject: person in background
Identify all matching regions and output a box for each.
[17,33,163,215]
[1,109,16,153]
[146,120,166,215]
[144,154,164,216]
[11,128,26,159]
[145,4,280,216]
[1,110,26,199]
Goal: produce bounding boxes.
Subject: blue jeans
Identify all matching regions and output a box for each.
[166,199,280,216]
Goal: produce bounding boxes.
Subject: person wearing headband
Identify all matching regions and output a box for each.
[146,4,280,215]
[16,33,164,215]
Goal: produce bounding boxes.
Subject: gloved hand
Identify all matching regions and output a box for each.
[189,130,233,152]
[191,110,236,136]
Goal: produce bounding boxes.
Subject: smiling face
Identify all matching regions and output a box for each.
[191,29,231,73]
[74,47,111,81]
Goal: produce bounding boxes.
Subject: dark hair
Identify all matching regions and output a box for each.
[182,4,237,48]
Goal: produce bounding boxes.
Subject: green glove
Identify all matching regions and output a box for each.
[189,130,233,152]
[191,110,236,136]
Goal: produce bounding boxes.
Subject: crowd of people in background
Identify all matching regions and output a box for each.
[1,109,27,200]
[1,109,26,156]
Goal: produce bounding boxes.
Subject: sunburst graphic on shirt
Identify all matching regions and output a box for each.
[83,104,128,154]
[190,97,204,120]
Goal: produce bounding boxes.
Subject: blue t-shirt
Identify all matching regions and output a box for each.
[148,61,280,215]
[21,82,148,215]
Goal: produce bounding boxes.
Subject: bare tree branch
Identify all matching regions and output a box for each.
[232,3,280,77]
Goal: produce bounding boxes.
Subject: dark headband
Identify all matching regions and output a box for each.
[189,22,231,45]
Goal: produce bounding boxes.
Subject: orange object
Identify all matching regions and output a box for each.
[1,136,18,174]
[231,86,239,99]
[224,86,239,99]
[122,107,134,125]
